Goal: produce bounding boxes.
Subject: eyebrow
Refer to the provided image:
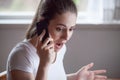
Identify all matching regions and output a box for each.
[57,24,67,27]
[57,24,76,28]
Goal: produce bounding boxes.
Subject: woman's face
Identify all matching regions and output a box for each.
[48,12,77,52]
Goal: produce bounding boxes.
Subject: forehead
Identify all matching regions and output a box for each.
[50,12,77,27]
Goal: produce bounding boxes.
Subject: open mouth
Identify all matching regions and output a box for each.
[55,43,63,50]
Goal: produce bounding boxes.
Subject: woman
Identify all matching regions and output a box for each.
[7,0,107,80]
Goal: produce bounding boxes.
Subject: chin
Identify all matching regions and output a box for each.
[55,48,60,53]
[55,49,61,53]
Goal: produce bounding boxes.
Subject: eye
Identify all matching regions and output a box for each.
[69,27,75,31]
[56,27,63,32]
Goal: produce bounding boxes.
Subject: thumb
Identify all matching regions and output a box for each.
[84,62,94,71]
[78,62,94,72]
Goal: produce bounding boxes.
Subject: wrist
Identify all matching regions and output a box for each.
[67,73,77,80]
[36,61,50,80]
[40,60,51,68]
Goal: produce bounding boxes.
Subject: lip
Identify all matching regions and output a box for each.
[54,43,64,51]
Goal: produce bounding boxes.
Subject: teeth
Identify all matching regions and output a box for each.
[56,43,61,46]
[57,44,60,46]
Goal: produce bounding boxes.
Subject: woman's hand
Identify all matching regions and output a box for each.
[36,30,56,65]
[75,63,107,80]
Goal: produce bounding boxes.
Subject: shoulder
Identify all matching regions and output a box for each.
[9,39,36,57]
[7,40,37,73]
[8,40,36,64]
[8,41,28,64]
[10,42,26,56]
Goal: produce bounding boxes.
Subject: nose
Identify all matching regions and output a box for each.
[61,30,69,41]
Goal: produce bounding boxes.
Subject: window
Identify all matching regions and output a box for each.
[75,0,103,23]
[0,0,40,11]
[0,0,40,24]
[0,0,119,24]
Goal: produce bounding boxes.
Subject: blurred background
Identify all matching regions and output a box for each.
[0,0,120,78]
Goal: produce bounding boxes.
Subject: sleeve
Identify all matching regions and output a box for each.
[8,47,34,73]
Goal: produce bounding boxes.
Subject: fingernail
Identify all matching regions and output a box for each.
[90,62,94,65]
[104,70,107,72]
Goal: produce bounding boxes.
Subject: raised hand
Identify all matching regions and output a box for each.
[36,30,56,65]
[75,63,107,80]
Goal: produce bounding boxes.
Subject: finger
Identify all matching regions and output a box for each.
[52,53,57,64]
[42,38,50,48]
[93,70,106,74]
[78,63,94,72]
[49,33,52,38]
[37,31,45,47]
[38,30,46,41]
[84,62,94,71]
[94,79,107,80]
[42,38,53,48]
[45,41,54,49]
[45,42,57,64]
[94,75,107,80]
[89,71,94,80]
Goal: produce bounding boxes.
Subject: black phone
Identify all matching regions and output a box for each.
[36,19,49,43]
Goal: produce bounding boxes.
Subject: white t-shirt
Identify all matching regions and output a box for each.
[7,39,67,80]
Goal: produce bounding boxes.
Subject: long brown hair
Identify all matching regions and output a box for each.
[26,0,77,39]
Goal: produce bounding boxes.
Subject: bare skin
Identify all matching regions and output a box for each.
[67,63,107,80]
[10,12,107,80]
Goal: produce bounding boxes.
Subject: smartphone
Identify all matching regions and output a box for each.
[36,19,49,43]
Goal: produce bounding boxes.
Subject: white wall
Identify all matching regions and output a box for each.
[0,24,27,73]
[0,23,120,78]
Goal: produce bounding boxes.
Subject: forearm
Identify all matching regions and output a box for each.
[66,73,77,80]
[35,62,50,80]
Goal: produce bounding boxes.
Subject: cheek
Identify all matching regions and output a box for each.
[48,26,57,40]
[49,30,61,40]
[52,33,58,40]
[68,31,73,40]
